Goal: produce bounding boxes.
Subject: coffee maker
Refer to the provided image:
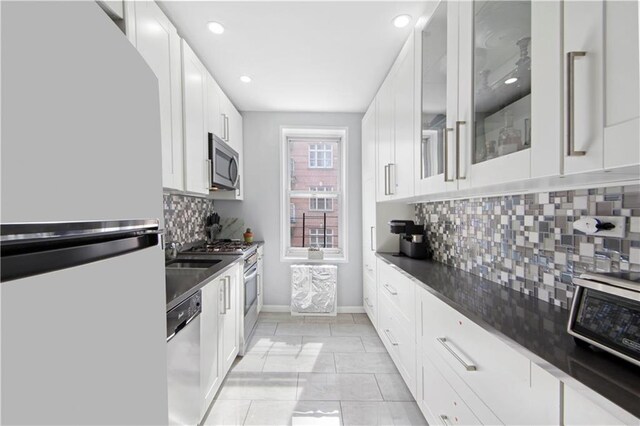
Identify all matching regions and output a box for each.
[388,220,430,259]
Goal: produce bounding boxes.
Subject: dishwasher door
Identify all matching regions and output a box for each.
[167,295,201,426]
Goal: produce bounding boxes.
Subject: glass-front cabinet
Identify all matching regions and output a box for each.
[415,0,459,194]
[415,0,562,195]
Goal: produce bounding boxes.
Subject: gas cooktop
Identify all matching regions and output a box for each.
[183,240,255,254]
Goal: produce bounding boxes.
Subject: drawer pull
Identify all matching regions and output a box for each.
[364,297,374,308]
[436,337,476,371]
[384,329,399,346]
[383,283,398,295]
[439,415,453,426]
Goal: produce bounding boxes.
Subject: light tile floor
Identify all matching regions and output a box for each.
[203,313,427,425]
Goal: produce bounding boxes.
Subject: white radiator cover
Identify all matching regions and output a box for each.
[290,265,337,315]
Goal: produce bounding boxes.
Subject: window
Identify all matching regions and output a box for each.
[309,186,334,211]
[281,128,348,261]
[309,229,335,248]
[308,143,333,168]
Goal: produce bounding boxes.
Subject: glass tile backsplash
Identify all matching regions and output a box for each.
[163,193,215,244]
[414,185,640,309]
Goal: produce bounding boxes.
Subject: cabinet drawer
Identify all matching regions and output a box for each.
[379,291,416,395]
[363,273,377,328]
[420,288,558,425]
[377,259,415,322]
[420,354,482,426]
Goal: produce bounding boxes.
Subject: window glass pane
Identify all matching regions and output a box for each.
[289,139,340,191]
[473,0,531,164]
[289,196,339,248]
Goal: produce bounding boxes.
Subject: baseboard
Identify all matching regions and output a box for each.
[261,305,365,314]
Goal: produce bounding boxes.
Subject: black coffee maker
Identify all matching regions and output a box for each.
[388,220,430,259]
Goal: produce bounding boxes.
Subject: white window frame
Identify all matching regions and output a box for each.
[308,186,334,211]
[280,127,348,262]
[308,143,333,169]
[309,228,335,248]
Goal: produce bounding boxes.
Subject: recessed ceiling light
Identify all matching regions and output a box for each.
[207,22,225,34]
[504,77,518,85]
[240,75,252,83]
[393,14,412,28]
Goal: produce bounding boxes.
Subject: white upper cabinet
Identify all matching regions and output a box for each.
[603,0,639,170]
[392,33,416,199]
[362,104,377,280]
[376,34,416,201]
[415,0,461,195]
[181,40,209,194]
[206,73,224,144]
[130,1,184,190]
[563,0,605,175]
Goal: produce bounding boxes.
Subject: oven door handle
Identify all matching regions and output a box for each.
[244,266,258,281]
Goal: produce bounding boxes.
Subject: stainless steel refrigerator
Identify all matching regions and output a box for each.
[1,1,168,424]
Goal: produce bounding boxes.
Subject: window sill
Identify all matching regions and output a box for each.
[282,252,348,263]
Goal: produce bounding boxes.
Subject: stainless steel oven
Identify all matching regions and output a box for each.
[208,132,239,191]
[243,248,259,349]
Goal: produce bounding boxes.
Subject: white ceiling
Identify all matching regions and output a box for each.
[158,1,431,113]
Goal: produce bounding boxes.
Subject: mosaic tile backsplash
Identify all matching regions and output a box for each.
[415,185,640,309]
[163,193,215,244]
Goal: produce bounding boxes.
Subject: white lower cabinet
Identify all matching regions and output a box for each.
[257,245,264,314]
[200,276,222,419]
[363,272,377,329]
[563,386,632,426]
[199,262,242,421]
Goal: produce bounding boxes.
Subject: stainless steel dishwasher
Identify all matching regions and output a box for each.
[167,291,201,425]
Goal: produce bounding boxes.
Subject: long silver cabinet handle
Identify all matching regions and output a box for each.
[388,163,396,194]
[384,164,389,195]
[220,286,227,315]
[436,337,477,371]
[439,415,453,426]
[225,115,230,141]
[370,226,375,251]
[384,329,399,346]
[567,51,587,157]
[444,128,454,182]
[383,283,398,296]
[225,276,231,310]
[455,121,466,180]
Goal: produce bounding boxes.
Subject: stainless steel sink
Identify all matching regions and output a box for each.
[165,258,222,269]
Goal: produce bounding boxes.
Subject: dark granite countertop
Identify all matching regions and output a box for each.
[377,253,640,419]
[165,254,242,311]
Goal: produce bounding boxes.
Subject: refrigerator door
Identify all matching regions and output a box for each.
[1,0,163,223]
[1,237,167,425]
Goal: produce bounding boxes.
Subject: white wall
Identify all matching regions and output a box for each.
[215,112,364,308]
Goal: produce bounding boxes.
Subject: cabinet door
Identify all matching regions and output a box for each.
[416,1,459,196]
[465,0,533,188]
[200,278,221,418]
[133,1,184,190]
[220,265,239,374]
[564,386,629,426]
[206,74,223,142]
[362,106,377,279]
[603,0,639,170]
[392,33,415,199]
[376,80,395,201]
[563,1,604,175]
[182,40,209,194]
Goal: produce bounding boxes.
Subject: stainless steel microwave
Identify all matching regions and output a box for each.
[208,132,239,191]
[568,272,640,367]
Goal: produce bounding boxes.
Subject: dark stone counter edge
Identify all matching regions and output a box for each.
[166,256,242,312]
[376,253,640,421]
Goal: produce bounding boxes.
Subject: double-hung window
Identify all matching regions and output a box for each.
[281,128,347,260]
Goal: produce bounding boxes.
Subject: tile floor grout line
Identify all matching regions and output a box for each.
[241,400,253,426]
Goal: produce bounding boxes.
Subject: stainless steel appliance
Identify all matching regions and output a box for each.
[569,273,640,367]
[2,2,168,423]
[182,240,260,354]
[208,132,239,191]
[167,291,202,426]
[389,220,430,259]
[243,248,260,351]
